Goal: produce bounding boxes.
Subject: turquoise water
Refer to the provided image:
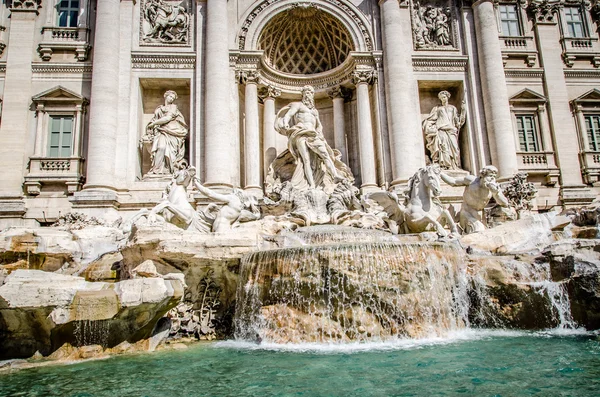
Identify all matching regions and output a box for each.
[1,330,599,397]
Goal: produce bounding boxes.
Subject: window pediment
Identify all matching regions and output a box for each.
[509,88,547,104]
[32,86,87,105]
[572,88,600,105]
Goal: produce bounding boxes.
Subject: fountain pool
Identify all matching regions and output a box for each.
[1,330,598,396]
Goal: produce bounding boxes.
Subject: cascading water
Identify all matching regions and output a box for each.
[467,257,577,330]
[235,226,472,343]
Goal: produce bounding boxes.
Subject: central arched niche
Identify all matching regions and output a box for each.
[258,5,355,75]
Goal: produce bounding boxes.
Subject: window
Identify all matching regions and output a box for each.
[564,7,586,38]
[499,5,521,37]
[585,115,600,151]
[48,116,73,157]
[516,114,540,152]
[57,0,80,28]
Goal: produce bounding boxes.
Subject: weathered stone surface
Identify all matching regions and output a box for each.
[461,212,571,254]
[83,252,122,281]
[131,259,161,278]
[0,269,183,359]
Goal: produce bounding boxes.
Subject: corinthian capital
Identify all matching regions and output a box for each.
[236,70,260,85]
[528,0,563,24]
[258,85,282,100]
[327,86,353,102]
[352,70,378,85]
[9,0,41,11]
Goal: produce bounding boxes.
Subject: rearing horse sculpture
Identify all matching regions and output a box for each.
[368,165,459,236]
[144,0,189,43]
[404,165,459,237]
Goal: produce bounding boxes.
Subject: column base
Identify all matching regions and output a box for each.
[70,188,120,210]
[0,195,26,218]
[244,186,264,198]
[360,184,381,194]
[202,182,234,194]
[559,185,596,208]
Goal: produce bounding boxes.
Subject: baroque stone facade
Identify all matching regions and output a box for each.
[0,0,599,227]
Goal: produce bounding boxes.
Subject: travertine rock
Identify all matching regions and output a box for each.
[0,269,183,359]
[461,211,571,254]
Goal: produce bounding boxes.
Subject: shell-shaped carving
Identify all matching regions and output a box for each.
[258,5,355,75]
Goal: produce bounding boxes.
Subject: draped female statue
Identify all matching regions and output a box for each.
[142,90,188,176]
[422,90,466,170]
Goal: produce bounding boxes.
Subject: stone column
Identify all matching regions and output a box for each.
[204,0,233,188]
[327,86,352,164]
[472,0,519,179]
[0,2,41,215]
[258,85,281,178]
[353,71,378,190]
[528,1,585,188]
[378,0,425,185]
[83,0,120,190]
[240,71,262,195]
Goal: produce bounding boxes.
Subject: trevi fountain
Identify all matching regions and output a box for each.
[0,84,599,396]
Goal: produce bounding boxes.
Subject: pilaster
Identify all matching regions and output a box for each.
[238,70,262,196]
[472,0,519,179]
[327,86,352,165]
[259,85,281,179]
[204,0,234,189]
[0,3,41,217]
[352,70,378,190]
[379,0,426,186]
[528,0,591,195]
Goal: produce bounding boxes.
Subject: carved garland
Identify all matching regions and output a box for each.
[238,0,373,51]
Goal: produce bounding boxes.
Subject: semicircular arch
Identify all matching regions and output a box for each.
[237,0,374,54]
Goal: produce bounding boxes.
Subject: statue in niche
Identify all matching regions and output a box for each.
[440,165,510,234]
[412,1,453,49]
[422,90,466,170]
[273,85,346,190]
[140,90,188,177]
[142,0,190,44]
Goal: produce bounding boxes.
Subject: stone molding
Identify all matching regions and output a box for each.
[31,63,92,74]
[504,68,544,78]
[231,50,376,94]
[412,55,468,71]
[564,68,600,78]
[131,53,196,69]
[238,0,374,52]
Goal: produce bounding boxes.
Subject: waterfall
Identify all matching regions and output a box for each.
[74,319,110,347]
[235,227,471,343]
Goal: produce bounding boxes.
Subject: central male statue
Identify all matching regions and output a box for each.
[275,85,344,189]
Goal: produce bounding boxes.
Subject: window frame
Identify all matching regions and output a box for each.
[56,0,80,28]
[584,114,600,151]
[563,6,587,38]
[515,113,541,152]
[47,114,75,158]
[498,4,522,37]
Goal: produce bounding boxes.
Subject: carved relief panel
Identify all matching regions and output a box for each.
[410,0,459,50]
[140,0,191,46]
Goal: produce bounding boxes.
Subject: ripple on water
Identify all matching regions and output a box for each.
[0,330,599,397]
